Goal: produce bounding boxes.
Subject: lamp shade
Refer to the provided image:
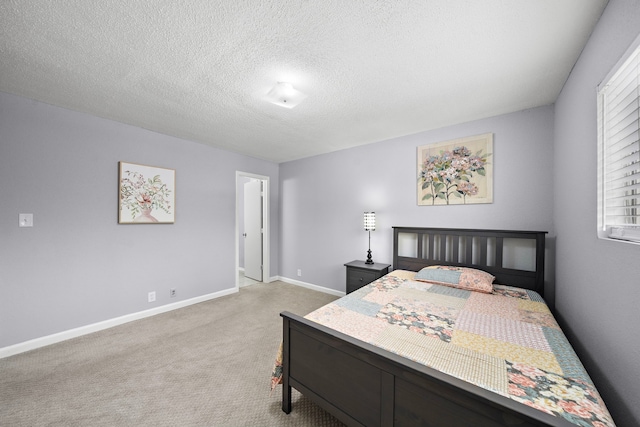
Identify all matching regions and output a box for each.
[364,212,375,231]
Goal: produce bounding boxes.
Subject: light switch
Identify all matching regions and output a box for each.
[19,213,33,227]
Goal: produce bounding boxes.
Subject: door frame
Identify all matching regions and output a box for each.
[235,171,270,288]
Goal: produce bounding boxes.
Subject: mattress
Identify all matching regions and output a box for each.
[274,270,615,427]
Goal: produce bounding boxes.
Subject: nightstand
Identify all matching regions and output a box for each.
[344,260,391,294]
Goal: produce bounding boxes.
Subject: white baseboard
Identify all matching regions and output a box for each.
[0,287,238,359]
[277,276,345,297]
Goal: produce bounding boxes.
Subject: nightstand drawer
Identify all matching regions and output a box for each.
[344,260,391,294]
[347,269,379,291]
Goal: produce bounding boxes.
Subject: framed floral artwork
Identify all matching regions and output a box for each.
[417,133,493,206]
[118,161,175,224]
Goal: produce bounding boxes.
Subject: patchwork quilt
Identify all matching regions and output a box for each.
[273,270,616,427]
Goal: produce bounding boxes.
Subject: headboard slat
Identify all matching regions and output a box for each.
[451,237,460,264]
[495,237,504,270]
[478,236,488,266]
[465,237,473,266]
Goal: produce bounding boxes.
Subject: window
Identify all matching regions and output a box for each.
[597,33,640,243]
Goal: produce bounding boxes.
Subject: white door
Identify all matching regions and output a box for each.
[243,180,263,281]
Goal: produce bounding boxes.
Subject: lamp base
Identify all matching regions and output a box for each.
[365,249,374,265]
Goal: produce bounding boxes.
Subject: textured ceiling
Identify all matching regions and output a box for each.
[0,1,608,163]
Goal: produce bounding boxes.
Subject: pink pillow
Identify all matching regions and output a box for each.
[414,265,495,293]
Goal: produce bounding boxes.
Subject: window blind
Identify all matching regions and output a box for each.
[598,34,640,242]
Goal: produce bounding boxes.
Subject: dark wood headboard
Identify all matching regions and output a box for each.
[393,227,547,296]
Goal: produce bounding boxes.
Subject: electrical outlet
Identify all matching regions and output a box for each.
[170,288,176,297]
[148,291,156,302]
[297,269,302,277]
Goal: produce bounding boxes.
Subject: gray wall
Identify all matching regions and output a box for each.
[0,92,279,348]
[553,0,640,425]
[279,105,555,297]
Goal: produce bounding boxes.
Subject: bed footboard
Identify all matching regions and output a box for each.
[281,311,569,427]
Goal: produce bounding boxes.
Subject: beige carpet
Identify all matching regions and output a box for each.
[0,281,346,426]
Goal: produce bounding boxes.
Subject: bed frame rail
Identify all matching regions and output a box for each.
[281,311,567,427]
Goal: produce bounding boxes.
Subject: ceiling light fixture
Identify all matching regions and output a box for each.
[265,82,307,109]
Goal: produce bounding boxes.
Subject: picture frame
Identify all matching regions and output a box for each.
[417,133,493,206]
[118,161,175,224]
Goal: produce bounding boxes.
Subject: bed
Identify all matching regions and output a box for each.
[276,227,616,427]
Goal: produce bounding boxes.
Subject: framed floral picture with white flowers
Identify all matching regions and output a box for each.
[417,133,493,206]
[118,162,175,224]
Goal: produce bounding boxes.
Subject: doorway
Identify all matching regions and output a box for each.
[236,171,270,288]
